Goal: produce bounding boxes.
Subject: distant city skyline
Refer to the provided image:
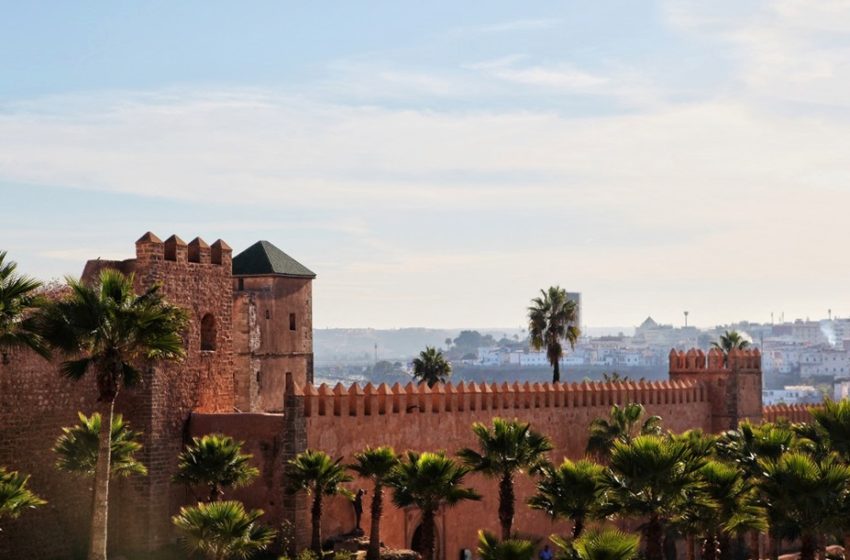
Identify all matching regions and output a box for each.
[4,1,850,328]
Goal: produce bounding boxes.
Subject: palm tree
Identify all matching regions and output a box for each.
[458,418,553,539]
[558,528,641,560]
[477,530,535,560]
[174,434,259,502]
[758,452,850,560]
[711,331,750,356]
[601,435,705,560]
[287,449,354,554]
[586,403,662,460]
[811,399,850,461]
[350,446,400,560]
[388,451,481,560]
[528,286,580,383]
[0,250,49,363]
[412,346,452,387]
[529,458,605,539]
[53,412,147,478]
[0,467,45,526]
[39,269,187,560]
[172,500,275,560]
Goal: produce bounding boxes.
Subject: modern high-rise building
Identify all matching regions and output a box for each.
[566,291,582,330]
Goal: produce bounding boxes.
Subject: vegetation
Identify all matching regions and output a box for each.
[459,417,552,539]
[287,449,354,554]
[174,434,259,502]
[388,451,481,560]
[566,528,641,560]
[412,346,452,387]
[172,500,275,560]
[712,330,750,355]
[53,412,147,478]
[39,269,188,560]
[0,250,49,363]
[477,530,535,560]
[350,446,400,560]
[528,286,580,383]
[529,459,605,538]
[586,403,662,460]
[0,467,45,525]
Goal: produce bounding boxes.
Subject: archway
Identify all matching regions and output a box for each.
[200,313,216,351]
[411,523,440,560]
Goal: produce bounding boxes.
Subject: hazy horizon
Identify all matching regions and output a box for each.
[4,1,850,328]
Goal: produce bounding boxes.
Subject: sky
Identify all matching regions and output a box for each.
[2,1,850,329]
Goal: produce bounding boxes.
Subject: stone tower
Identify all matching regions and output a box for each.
[232,240,316,412]
[668,347,763,432]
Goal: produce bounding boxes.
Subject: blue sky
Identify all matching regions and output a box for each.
[3,1,850,328]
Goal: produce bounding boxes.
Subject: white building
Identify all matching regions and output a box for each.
[763,385,822,405]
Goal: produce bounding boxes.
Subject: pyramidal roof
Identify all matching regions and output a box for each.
[639,316,658,329]
[232,240,316,278]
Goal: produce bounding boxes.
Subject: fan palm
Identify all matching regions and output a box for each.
[529,458,605,539]
[287,449,354,553]
[561,528,641,560]
[39,268,188,560]
[601,435,705,560]
[477,530,535,560]
[0,467,46,525]
[412,346,452,387]
[0,250,49,363]
[811,399,850,461]
[458,418,553,539]
[53,412,147,478]
[528,286,580,383]
[758,452,850,560]
[350,446,400,560]
[711,331,750,356]
[586,403,662,460]
[172,500,275,560]
[174,434,259,502]
[388,451,481,560]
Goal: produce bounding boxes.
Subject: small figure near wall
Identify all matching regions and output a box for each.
[353,488,366,535]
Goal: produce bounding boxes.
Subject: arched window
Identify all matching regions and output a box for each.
[201,314,216,351]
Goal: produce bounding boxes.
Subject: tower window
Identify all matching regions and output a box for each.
[201,314,216,351]
[238,278,244,291]
[265,309,270,320]
[289,313,296,331]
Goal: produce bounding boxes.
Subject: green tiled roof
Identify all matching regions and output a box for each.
[232,241,316,278]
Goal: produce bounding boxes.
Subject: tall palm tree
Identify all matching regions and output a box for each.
[388,451,481,560]
[0,250,49,363]
[601,435,705,560]
[559,529,641,560]
[458,418,553,539]
[758,452,850,560]
[287,449,353,554]
[477,530,535,560]
[711,331,750,356]
[54,412,147,478]
[528,286,579,383]
[529,458,605,539]
[350,446,400,560]
[174,434,259,502]
[172,500,275,560]
[412,346,452,387]
[586,403,662,460]
[39,269,188,560]
[0,467,45,526]
[811,399,850,461]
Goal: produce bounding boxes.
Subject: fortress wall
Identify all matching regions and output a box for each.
[762,403,816,424]
[298,379,712,556]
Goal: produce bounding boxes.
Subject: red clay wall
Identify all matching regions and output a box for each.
[296,379,712,558]
[233,276,313,412]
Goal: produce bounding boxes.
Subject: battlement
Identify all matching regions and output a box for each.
[762,403,817,424]
[289,379,707,418]
[135,231,232,268]
[669,347,761,372]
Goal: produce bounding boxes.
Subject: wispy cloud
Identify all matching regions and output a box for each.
[450,18,562,35]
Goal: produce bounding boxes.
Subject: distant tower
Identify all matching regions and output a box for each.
[829,309,833,321]
[374,342,378,364]
[566,292,582,330]
[683,311,689,327]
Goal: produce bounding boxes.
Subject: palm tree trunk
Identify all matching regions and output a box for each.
[311,491,323,554]
[800,534,816,560]
[686,535,695,560]
[209,483,221,502]
[367,483,383,560]
[498,473,514,540]
[645,515,663,560]
[767,529,779,560]
[552,357,560,383]
[572,515,585,539]
[87,397,115,560]
[749,531,761,560]
[422,508,436,560]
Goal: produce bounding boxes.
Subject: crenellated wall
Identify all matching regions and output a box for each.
[762,403,817,424]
